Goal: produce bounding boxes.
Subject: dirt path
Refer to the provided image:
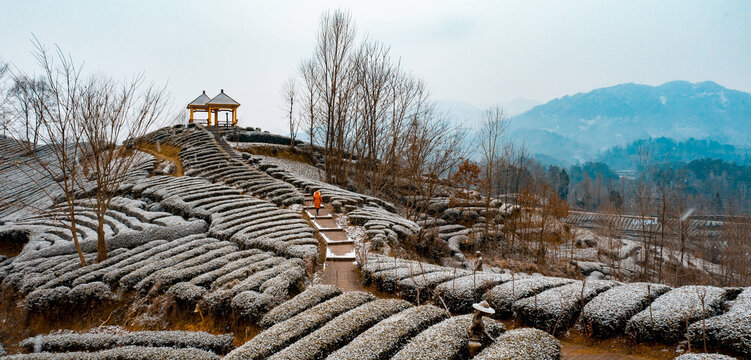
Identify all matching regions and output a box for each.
[136,143,184,176]
[561,342,654,360]
[304,199,364,292]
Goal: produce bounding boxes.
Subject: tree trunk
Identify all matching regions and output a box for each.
[69,214,87,267]
[96,214,108,262]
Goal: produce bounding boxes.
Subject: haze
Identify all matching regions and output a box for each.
[1,0,749,133]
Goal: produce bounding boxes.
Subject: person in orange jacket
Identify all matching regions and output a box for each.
[313,190,322,219]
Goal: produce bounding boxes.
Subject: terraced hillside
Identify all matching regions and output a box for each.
[0,124,746,359]
[360,255,750,358]
[0,136,72,221]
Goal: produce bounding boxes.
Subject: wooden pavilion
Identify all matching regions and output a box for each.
[187,89,240,126]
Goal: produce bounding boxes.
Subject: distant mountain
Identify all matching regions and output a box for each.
[511,81,751,157]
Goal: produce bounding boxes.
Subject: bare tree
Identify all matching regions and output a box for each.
[635,144,655,281]
[77,74,167,262]
[0,59,12,136]
[7,40,88,266]
[281,77,300,148]
[401,108,467,221]
[313,9,357,185]
[9,75,49,149]
[298,59,319,154]
[479,106,509,242]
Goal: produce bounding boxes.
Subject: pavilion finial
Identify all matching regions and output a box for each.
[221,89,224,93]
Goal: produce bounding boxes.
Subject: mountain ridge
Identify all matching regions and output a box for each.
[508,80,751,165]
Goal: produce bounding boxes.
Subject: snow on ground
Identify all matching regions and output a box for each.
[252,153,324,182]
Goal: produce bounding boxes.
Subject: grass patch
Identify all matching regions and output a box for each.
[236,144,316,166]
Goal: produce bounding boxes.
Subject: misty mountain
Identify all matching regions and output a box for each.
[511,81,751,151]
[506,81,751,166]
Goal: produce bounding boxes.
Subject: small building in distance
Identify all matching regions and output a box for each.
[187,89,240,126]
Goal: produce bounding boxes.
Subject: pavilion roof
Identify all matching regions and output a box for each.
[207,89,240,106]
[187,91,211,108]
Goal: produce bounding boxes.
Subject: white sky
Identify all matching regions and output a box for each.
[1,0,750,134]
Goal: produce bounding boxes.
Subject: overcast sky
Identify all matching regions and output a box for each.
[1,0,750,133]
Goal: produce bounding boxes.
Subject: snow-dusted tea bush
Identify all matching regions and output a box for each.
[0,137,72,220]
[474,328,561,360]
[688,287,751,357]
[360,256,414,283]
[391,314,506,360]
[137,126,304,206]
[485,276,576,317]
[673,354,738,360]
[19,330,233,354]
[24,286,71,311]
[513,280,617,334]
[327,305,449,360]
[255,156,395,212]
[368,263,445,293]
[626,285,728,343]
[167,282,207,305]
[188,249,264,287]
[2,196,204,261]
[3,346,220,360]
[259,284,342,327]
[582,282,671,338]
[434,272,513,313]
[7,229,303,319]
[230,261,306,319]
[397,270,471,303]
[150,247,249,293]
[348,206,420,241]
[120,241,228,291]
[268,299,412,360]
[224,291,375,360]
[131,173,318,262]
[134,243,234,291]
[67,282,114,304]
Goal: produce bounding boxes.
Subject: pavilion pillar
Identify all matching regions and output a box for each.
[207,106,212,126]
[232,108,237,126]
[189,108,194,123]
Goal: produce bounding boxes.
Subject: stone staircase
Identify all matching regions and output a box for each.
[304,196,362,291]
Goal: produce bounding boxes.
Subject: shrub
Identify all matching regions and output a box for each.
[582,282,671,338]
[268,299,412,360]
[485,276,575,318]
[260,284,342,327]
[223,291,375,360]
[513,280,617,334]
[626,285,728,343]
[474,328,561,360]
[391,314,506,360]
[327,305,449,360]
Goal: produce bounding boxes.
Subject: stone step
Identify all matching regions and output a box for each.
[327,243,355,257]
[311,218,342,231]
[320,230,352,244]
[326,254,357,261]
[305,208,333,218]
